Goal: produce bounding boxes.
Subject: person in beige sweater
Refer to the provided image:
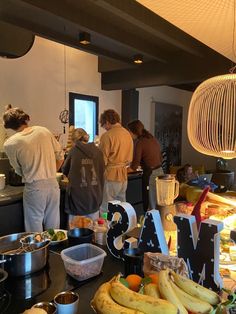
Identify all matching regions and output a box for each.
[3,106,64,232]
[99,109,133,213]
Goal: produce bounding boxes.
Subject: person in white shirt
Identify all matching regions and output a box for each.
[3,105,64,232]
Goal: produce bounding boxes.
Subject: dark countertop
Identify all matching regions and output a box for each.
[0,185,24,206]
[75,247,123,314]
[2,243,124,314]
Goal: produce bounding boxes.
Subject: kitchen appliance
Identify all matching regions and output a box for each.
[155,175,180,248]
[156,174,179,206]
[0,232,50,276]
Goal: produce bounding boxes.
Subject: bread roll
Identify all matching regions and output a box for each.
[23,308,47,314]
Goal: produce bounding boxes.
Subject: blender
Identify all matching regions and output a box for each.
[156,175,179,250]
[156,174,179,207]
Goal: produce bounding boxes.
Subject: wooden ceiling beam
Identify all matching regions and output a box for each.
[101,54,232,90]
[0,0,201,63]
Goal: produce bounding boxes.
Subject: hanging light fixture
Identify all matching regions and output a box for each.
[79,32,91,45]
[187,1,236,159]
[59,45,69,134]
[133,54,143,64]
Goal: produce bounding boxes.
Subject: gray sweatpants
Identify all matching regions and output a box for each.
[23,178,60,232]
[100,180,128,214]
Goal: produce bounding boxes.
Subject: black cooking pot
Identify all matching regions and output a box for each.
[0,268,8,297]
[68,228,94,246]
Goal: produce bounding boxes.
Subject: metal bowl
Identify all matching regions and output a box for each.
[0,232,50,276]
[32,301,57,314]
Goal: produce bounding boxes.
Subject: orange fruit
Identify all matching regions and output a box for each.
[147,273,159,285]
[125,274,142,292]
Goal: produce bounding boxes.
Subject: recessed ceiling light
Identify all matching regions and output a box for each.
[133,54,143,64]
[79,32,91,45]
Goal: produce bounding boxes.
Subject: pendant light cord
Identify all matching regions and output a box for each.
[64,45,67,109]
[230,0,236,73]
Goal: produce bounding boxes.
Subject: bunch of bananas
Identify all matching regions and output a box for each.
[91,269,221,314]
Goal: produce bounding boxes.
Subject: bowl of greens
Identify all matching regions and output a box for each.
[45,229,68,245]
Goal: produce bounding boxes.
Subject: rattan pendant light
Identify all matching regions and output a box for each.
[187,1,236,159]
[187,74,236,159]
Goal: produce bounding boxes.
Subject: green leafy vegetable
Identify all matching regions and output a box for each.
[210,288,236,314]
[47,228,55,236]
[119,277,129,288]
[138,277,152,294]
[56,231,66,241]
[46,229,66,241]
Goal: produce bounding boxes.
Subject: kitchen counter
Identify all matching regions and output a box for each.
[60,170,144,229]
[4,241,236,314]
[0,185,24,236]
[0,170,144,236]
[0,185,24,206]
[2,243,124,314]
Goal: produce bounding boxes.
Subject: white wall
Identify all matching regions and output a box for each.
[137,86,216,170]
[0,36,121,148]
[1,36,234,174]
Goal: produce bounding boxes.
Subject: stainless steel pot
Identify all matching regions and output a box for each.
[0,232,50,277]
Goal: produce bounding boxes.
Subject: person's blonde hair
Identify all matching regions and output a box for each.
[71,128,89,143]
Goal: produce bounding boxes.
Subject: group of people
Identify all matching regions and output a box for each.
[2,106,163,232]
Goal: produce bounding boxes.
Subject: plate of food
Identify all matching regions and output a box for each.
[44,229,68,245]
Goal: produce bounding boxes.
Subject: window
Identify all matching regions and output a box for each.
[69,92,99,142]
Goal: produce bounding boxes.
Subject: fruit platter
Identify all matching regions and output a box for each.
[91,270,236,314]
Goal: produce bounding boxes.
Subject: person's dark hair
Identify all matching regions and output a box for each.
[183,164,192,172]
[127,120,153,139]
[99,109,120,126]
[3,105,30,130]
[176,167,185,182]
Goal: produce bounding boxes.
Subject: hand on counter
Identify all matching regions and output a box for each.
[127,167,135,173]
[127,166,142,173]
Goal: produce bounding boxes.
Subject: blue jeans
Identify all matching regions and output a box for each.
[100,180,127,213]
[23,178,60,232]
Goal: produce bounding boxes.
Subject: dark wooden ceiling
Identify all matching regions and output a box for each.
[0,0,232,91]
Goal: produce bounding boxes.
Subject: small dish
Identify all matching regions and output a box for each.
[67,228,94,246]
[47,229,68,245]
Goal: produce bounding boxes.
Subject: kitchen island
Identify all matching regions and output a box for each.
[2,243,123,314]
[0,171,144,236]
[0,185,24,237]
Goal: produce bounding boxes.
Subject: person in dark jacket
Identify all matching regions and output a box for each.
[62,128,105,222]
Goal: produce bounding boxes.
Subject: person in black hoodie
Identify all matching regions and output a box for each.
[62,128,105,222]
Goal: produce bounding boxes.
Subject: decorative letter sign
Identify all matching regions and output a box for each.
[138,210,168,255]
[107,201,137,258]
[106,203,223,290]
[174,214,223,291]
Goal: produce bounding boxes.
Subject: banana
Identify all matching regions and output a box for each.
[158,269,188,314]
[170,279,213,314]
[91,281,143,314]
[170,270,220,306]
[110,278,178,314]
[143,283,160,299]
